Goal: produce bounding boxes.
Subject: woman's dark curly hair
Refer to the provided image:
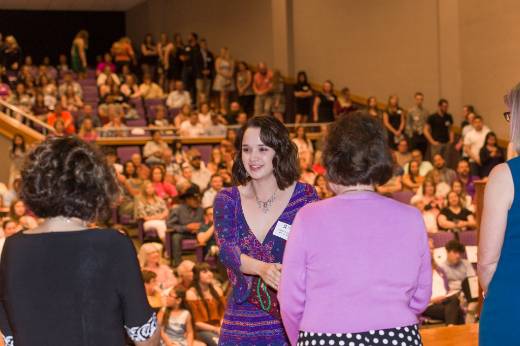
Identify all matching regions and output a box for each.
[20,136,120,221]
[323,111,393,186]
[232,116,299,189]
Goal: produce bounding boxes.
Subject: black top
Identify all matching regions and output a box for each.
[427,112,453,143]
[439,207,472,230]
[480,145,505,177]
[317,92,337,122]
[0,229,156,346]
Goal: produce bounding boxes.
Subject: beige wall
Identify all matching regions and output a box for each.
[292,0,442,113]
[126,0,274,66]
[126,0,516,138]
[458,0,520,139]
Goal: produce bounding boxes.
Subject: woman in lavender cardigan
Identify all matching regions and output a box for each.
[279,112,432,346]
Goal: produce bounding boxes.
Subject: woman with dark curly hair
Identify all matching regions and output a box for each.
[214,116,318,345]
[279,111,431,346]
[0,137,160,346]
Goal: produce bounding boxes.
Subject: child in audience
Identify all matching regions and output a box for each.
[142,270,163,311]
[159,289,195,346]
[9,199,38,230]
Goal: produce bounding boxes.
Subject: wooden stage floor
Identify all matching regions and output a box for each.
[421,324,478,346]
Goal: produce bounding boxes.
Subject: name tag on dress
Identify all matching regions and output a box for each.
[273,221,291,240]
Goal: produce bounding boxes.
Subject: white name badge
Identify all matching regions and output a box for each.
[273,221,291,240]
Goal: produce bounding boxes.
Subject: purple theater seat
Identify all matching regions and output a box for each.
[391,190,414,205]
[458,230,478,246]
[126,118,147,127]
[431,232,455,248]
[116,146,141,163]
[189,144,213,163]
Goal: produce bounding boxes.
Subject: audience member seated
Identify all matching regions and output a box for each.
[163,148,183,178]
[174,104,192,129]
[205,113,227,137]
[479,132,505,178]
[427,154,457,186]
[9,82,32,113]
[116,160,143,220]
[299,155,316,185]
[138,242,177,290]
[167,80,192,110]
[135,180,169,241]
[31,93,49,116]
[158,288,195,346]
[38,74,58,110]
[438,191,477,232]
[8,134,26,189]
[394,138,412,167]
[152,105,170,128]
[101,105,128,137]
[438,239,478,322]
[198,102,213,128]
[75,104,101,129]
[422,239,465,325]
[120,74,141,100]
[56,53,70,77]
[187,149,212,191]
[196,207,218,259]
[103,147,123,174]
[77,117,98,142]
[223,101,241,125]
[46,103,75,135]
[60,84,84,112]
[0,219,19,256]
[451,180,474,212]
[292,126,314,164]
[402,160,425,193]
[96,52,116,76]
[167,186,204,266]
[151,165,178,202]
[180,112,205,137]
[412,179,444,233]
[202,174,224,209]
[463,115,490,175]
[456,159,478,198]
[206,147,223,174]
[52,119,66,136]
[58,70,83,99]
[186,263,226,346]
[314,174,334,199]
[140,73,164,99]
[404,149,433,176]
[9,199,38,230]
[97,64,121,87]
[176,260,195,290]
[144,130,169,165]
[142,270,163,311]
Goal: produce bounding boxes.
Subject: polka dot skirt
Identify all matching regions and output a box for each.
[297,324,422,346]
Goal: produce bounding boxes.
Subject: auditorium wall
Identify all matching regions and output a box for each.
[126,0,514,138]
[126,0,275,66]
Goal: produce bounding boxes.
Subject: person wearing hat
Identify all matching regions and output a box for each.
[166,185,204,266]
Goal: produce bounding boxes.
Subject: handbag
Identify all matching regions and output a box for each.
[247,276,281,319]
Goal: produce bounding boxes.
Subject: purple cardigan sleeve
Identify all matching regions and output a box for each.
[278,208,308,346]
[409,213,433,315]
[214,189,252,303]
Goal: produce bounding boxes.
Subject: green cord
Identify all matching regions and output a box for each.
[256,279,272,311]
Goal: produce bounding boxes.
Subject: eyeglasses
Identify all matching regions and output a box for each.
[504,111,511,122]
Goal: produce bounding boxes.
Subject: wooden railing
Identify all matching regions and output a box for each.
[0,99,56,143]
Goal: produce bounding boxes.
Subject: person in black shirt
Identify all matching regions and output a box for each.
[479,132,505,177]
[312,80,337,123]
[195,38,215,107]
[425,98,454,160]
[438,191,476,232]
[0,137,160,346]
[294,71,313,123]
[177,32,200,103]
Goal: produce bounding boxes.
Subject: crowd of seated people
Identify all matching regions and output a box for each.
[1,30,516,341]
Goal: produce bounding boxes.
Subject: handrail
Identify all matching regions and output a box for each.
[0,99,57,134]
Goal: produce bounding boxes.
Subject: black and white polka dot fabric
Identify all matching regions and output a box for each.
[298,324,422,346]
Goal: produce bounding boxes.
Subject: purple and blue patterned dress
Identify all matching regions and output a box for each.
[214,182,318,345]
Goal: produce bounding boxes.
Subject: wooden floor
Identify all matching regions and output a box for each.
[420,324,478,346]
